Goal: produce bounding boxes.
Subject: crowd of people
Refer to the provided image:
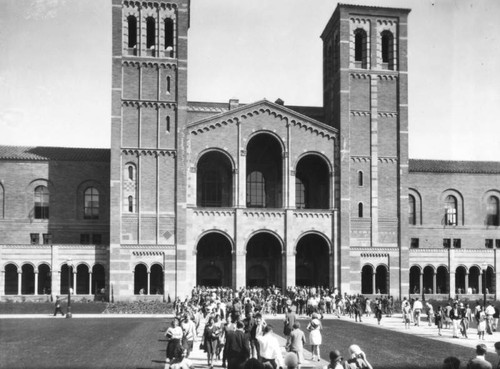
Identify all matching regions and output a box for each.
[163,286,500,369]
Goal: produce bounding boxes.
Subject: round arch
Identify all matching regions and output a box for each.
[375,264,389,294]
[245,130,286,153]
[21,263,35,295]
[246,231,283,287]
[196,149,235,208]
[409,265,421,294]
[194,230,234,254]
[150,263,164,295]
[37,263,51,295]
[4,263,18,295]
[294,154,331,209]
[196,232,233,287]
[92,263,106,295]
[361,264,374,294]
[295,233,330,286]
[455,265,467,294]
[423,265,435,293]
[134,263,148,295]
[436,265,449,294]
[76,264,90,295]
[292,151,334,174]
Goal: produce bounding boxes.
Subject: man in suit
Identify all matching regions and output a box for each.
[224,321,250,369]
[467,344,492,369]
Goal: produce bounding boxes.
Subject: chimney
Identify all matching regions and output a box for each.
[275,98,284,106]
[229,98,239,110]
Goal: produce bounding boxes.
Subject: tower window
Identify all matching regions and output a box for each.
[34,186,49,219]
[146,17,156,55]
[408,195,416,225]
[166,76,171,93]
[444,195,457,226]
[486,196,499,226]
[127,16,137,48]
[84,187,99,220]
[358,202,364,218]
[358,171,363,186]
[128,165,134,180]
[128,196,134,213]
[381,30,394,70]
[166,116,171,132]
[165,18,174,57]
[354,28,368,68]
[485,239,493,249]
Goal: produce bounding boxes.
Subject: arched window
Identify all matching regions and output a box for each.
[84,187,99,220]
[34,186,49,219]
[354,28,368,69]
[381,30,394,69]
[358,202,364,218]
[165,18,174,56]
[487,196,499,226]
[358,171,363,186]
[247,171,266,208]
[408,195,416,225]
[128,196,134,213]
[295,176,306,209]
[128,165,134,180]
[444,195,457,226]
[0,184,4,218]
[166,116,171,132]
[127,16,137,48]
[146,17,156,53]
[166,76,171,93]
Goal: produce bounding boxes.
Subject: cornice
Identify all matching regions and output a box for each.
[121,100,177,109]
[243,210,285,218]
[120,244,175,249]
[122,60,177,70]
[351,247,399,252]
[132,251,165,256]
[121,148,176,157]
[293,211,332,219]
[123,1,177,10]
[192,209,235,217]
[350,110,370,117]
[378,157,398,164]
[360,253,390,258]
[378,112,398,118]
[350,156,371,163]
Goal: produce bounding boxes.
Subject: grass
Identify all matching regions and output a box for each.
[0,301,107,314]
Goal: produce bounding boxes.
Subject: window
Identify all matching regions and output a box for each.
[146,17,156,54]
[381,30,394,69]
[80,234,90,244]
[30,233,40,245]
[487,196,499,226]
[408,195,416,225]
[410,238,419,249]
[84,187,99,220]
[295,176,306,209]
[127,16,137,48]
[166,116,171,132]
[358,171,363,186]
[486,239,494,249]
[246,171,266,208]
[496,240,500,249]
[443,238,451,248]
[358,202,364,218]
[92,234,102,245]
[43,233,52,245]
[200,171,223,207]
[128,165,134,180]
[354,28,368,68]
[453,239,461,248]
[34,186,49,219]
[166,76,171,93]
[164,18,174,56]
[0,184,4,218]
[444,195,457,226]
[128,196,134,213]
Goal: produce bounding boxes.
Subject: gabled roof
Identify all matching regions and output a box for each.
[187,99,336,137]
[0,146,110,162]
[409,159,500,174]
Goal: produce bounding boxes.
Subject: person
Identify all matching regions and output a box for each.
[287,322,306,364]
[257,325,284,369]
[467,344,492,369]
[214,314,225,361]
[181,314,197,358]
[224,321,250,369]
[251,313,266,359]
[165,317,184,363]
[353,299,362,323]
[327,350,343,369]
[442,356,460,369]
[53,295,65,316]
[477,306,487,340]
[494,306,499,332]
[202,316,221,368]
[426,301,434,326]
[403,301,412,330]
[461,303,472,339]
[486,303,496,335]
[494,342,500,369]
[283,306,296,348]
[364,298,371,318]
[307,313,322,362]
[374,300,382,325]
[284,352,299,369]
[435,305,444,336]
[222,315,236,368]
[344,344,372,369]
[170,349,194,369]
[450,302,462,338]
[413,298,423,326]
[444,302,452,330]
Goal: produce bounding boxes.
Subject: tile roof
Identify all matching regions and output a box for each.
[0,146,110,162]
[409,159,500,174]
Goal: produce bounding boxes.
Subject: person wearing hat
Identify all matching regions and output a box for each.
[288,322,306,364]
[284,352,299,369]
[344,345,372,369]
[327,350,344,369]
[307,314,323,362]
[467,344,492,369]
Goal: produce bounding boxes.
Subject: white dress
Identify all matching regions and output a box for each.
[308,319,322,345]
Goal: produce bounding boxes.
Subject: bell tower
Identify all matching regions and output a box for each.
[109,0,190,299]
[322,5,411,297]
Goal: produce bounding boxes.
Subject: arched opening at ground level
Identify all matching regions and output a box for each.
[375,265,389,294]
[196,233,232,287]
[4,263,18,295]
[436,266,448,294]
[134,264,147,295]
[150,264,164,295]
[92,264,105,295]
[60,263,74,295]
[295,234,329,286]
[409,266,420,294]
[361,265,373,294]
[21,264,35,295]
[38,264,51,295]
[246,233,282,287]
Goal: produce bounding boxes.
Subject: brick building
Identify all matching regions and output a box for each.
[1,1,499,301]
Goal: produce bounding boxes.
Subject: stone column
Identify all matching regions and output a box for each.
[464,272,469,294]
[479,271,483,296]
[372,271,376,294]
[18,272,22,295]
[147,271,151,295]
[73,270,77,295]
[432,272,437,295]
[449,272,455,299]
[419,272,423,294]
[89,272,93,295]
[34,272,39,296]
[0,271,5,296]
[235,251,246,289]
[285,251,295,288]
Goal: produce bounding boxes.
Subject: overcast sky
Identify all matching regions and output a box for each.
[1,0,499,161]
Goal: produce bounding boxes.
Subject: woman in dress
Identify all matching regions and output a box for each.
[476,305,486,340]
[434,305,444,336]
[165,317,184,363]
[306,313,322,362]
[202,316,220,368]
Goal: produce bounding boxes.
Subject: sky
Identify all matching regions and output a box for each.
[0,0,499,161]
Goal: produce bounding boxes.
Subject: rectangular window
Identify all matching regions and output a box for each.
[496,239,500,249]
[92,234,102,245]
[453,239,461,248]
[410,238,419,248]
[30,233,40,245]
[486,239,494,249]
[42,233,52,245]
[443,238,451,248]
[80,234,90,244]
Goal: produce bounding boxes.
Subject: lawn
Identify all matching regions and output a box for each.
[267,318,498,369]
